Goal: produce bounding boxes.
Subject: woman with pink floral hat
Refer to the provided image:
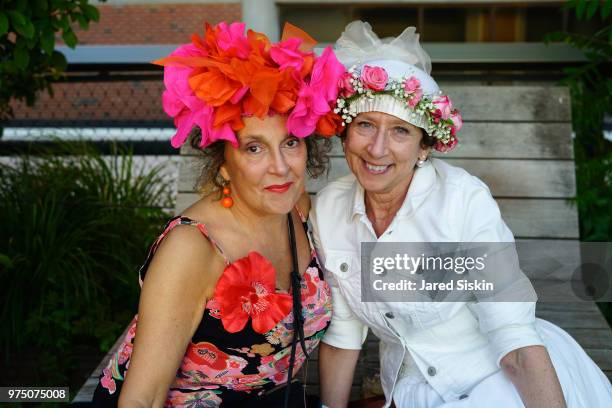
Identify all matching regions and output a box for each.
[312,21,612,408]
[91,21,345,407]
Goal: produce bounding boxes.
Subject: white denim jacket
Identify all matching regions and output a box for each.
[310,158,544,407]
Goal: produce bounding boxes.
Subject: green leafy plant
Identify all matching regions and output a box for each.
[546,0,612,325]
[546,0,612,242]
[0,0,105,123]
[0,141,173,388]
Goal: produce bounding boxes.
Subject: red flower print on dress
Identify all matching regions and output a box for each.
[214,251,293,334]
[182,342,248,378]
[300,268,318,299]
[258,347,307,385]
[206,298,222,319]
[186,342,231,370]
[167,388,222,407]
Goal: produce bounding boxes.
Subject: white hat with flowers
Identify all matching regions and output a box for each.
[333,21,462,152]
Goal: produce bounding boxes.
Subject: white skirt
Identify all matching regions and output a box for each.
[392,318,612,408]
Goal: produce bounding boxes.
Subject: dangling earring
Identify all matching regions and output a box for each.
[220,184,233,208]
[416,156,427,168]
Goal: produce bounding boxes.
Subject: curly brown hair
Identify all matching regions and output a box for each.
[188,127,332,197]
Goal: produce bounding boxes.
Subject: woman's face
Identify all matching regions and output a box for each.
[344,111,429,196]
[220,115,307,216]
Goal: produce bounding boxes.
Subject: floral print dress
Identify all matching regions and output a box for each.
[92,214,332,407]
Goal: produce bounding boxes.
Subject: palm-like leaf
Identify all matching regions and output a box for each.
[0,140,173,387]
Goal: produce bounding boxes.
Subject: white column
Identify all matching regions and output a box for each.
[241,0,279,42]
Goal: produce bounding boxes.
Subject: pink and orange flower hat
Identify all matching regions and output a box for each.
[154,22,346,149]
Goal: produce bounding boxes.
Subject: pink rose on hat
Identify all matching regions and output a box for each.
[360,65,388,91]
[432,95,453,120]
[403,76,423,108]
[450,111,463,136]
[338,71,356,97]
[435,137,458,153]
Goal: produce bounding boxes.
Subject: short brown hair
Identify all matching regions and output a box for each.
[188,127,332,197]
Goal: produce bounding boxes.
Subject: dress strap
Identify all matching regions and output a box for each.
[294,205,307,223]
[138,216,230,286]
[293,206,316,255]
[177,217,230,262]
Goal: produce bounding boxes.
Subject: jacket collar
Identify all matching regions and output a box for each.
[349,158,437,219]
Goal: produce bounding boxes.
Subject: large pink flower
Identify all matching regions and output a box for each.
[432,95,453,120]
[286,46,344,137]
[360,65,388,91]
[161,44,239,148]
[214,22,250,58]
[403,76,423,108]
[162,44,206,111]
[170,104,237,149]
[311,47,345,102]
[270,37,311,74]
[287,86,330,137]
[161,45,212,148]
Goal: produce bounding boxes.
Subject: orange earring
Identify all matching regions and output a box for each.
[221,185,233,208]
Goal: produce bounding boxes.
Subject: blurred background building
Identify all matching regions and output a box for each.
[4,0,595,135]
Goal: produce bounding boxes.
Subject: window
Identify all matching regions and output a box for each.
[279,5,351,43]
[355,7,419,38]
[278,2,601,44]
[526,6,565,42]
[423,8,466,42]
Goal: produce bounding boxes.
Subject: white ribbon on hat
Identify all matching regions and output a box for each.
[334,21,441,131]
[334,21,432,75]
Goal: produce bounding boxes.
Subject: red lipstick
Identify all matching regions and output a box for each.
[264,182,293,193]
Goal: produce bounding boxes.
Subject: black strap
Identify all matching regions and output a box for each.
[284,212,309,408]
[288,212,309,358]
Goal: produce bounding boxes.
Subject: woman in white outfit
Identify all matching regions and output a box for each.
[311,21,612,408]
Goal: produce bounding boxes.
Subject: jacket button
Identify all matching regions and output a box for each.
[459,394,468,400]
[384,312,394,319]
[427,366,437,376]
[340,262,348,272]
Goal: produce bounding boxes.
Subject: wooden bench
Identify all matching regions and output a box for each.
[73,85,612,403]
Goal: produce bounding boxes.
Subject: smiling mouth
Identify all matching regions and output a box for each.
[363,160,392,174]
[264,182,294,193]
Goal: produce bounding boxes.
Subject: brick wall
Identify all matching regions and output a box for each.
[10,3,241,125]
[73,3,241,45]
[9,81,168,126]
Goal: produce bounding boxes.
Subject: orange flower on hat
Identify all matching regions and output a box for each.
[316,111,344,136]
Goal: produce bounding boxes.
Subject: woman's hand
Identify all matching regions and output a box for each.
[501,345,566,408]
[118,225,224,407]
[319,342,361,408]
